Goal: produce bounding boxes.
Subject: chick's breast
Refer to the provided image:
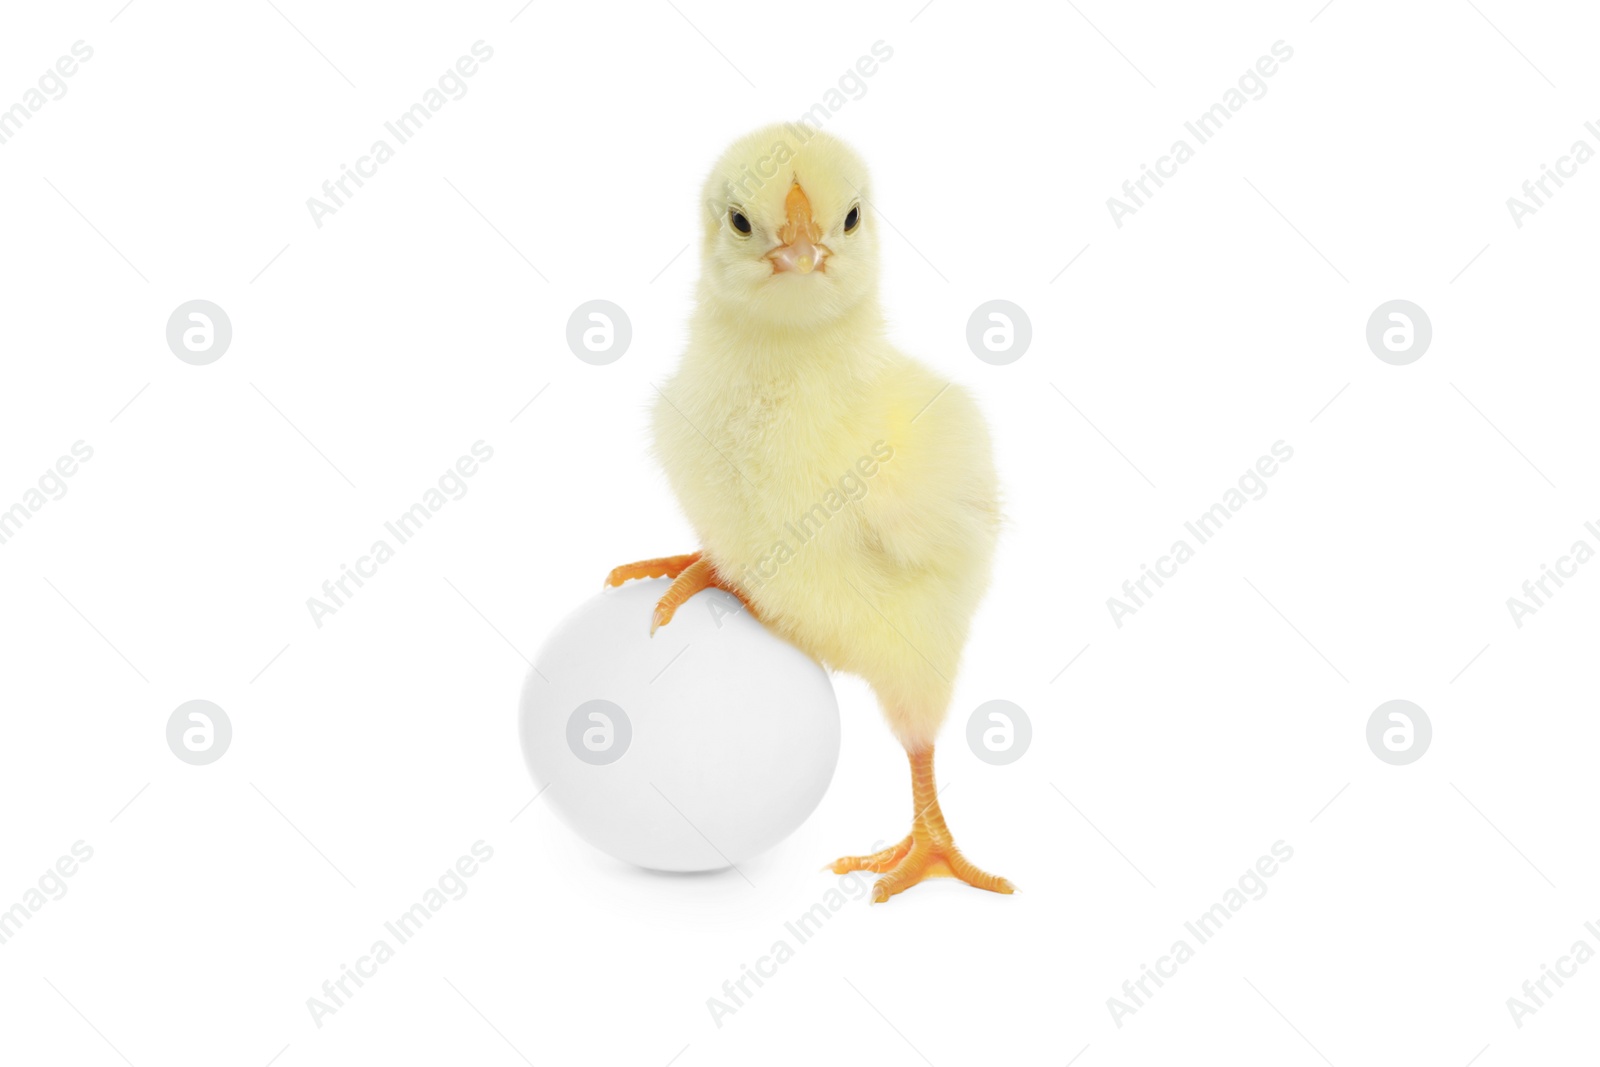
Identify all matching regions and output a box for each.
[652,350,999,747]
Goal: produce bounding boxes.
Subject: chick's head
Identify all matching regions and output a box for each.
[698,124,879,328]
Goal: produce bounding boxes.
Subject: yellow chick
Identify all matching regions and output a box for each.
[607,124,1011,902]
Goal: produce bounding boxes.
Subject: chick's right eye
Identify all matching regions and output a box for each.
[729,210,752,235]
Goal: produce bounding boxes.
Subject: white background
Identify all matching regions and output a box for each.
[2,0,1597,1064]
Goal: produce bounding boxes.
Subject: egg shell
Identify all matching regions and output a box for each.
[519,578,841,871]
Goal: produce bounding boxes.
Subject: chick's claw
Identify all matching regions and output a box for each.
[889,841,1011,901]
[848,830,1014,903]
[644,556,756,635]
[833,746,1014,903]
[828,835,912,875]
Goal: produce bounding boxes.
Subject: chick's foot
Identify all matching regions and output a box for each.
[827,835,913,874]
[632,556,754,634]
[604,552,702,588]
[829,746,1014,903]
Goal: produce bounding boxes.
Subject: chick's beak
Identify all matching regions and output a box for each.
[768,182,826,274]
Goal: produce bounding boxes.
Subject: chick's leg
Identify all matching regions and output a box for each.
[647,557,754,634]
[828,746,1014,903]
[605,552,702,588]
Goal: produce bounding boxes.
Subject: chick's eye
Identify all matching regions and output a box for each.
[729,209,752,236]
[844,204,860,234]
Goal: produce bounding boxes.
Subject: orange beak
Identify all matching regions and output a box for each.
[768,182,826,274]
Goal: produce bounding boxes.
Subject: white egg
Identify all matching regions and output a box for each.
[519,578,841,872]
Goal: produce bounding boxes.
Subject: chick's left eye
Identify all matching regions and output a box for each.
[729,210,752,235]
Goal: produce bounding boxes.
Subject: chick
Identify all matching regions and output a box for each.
[607,124,1011,902]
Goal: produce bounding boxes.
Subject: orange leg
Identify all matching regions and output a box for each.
[829,746,1013,903]
[605,552,702,588]
[606,551,753,633]
[649,558,716,634]
[647,557,755,633]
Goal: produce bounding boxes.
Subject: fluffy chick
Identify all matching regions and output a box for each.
[607,124,1010,902]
